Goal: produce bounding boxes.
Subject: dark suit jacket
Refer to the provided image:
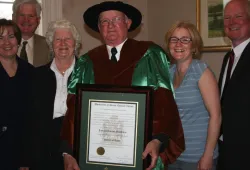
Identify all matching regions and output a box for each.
[218,42,250,169]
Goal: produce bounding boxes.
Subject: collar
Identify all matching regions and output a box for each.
[21,36,34,48]
[50,57,75,75]
[232,38,250,59]
[106,38,128,61]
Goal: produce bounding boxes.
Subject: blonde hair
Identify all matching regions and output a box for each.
[165,21,203,59]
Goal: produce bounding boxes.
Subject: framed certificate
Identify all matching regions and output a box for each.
[74,84,153,170]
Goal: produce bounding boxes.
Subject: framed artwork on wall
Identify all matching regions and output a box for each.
[196,0,231,52]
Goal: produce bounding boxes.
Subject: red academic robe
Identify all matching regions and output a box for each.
[61,39,185,166]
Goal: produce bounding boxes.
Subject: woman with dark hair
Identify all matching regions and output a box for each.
[0,18,34,169]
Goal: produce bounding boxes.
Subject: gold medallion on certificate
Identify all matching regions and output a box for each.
[97,147,105,155]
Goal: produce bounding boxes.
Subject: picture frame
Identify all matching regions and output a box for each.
[196,0,231,52]
[74,84,153,170]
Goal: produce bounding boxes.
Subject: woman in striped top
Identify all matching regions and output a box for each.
[165,21,221,170]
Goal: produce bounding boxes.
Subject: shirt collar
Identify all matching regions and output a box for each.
[106,38,128,61]
[21,36,34,48]
[50,57,75,75]
[233,38,250,59]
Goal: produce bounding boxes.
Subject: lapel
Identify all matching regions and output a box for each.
[114,39,144,78]
[221,42,250,101]
[88,43,120,84]
[43,61,57,96]
[230,42,250,82]
[218,51,230,92]
[67,56,78,85]
[35,62,56,120]
[33,34,39,66]
[33,34,50,67]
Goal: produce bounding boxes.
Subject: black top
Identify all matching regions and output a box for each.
[0,57,34,169]
[30,61,73,170]
[30,62,59,169]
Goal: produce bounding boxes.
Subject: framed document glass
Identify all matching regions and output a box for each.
[74,84,153,170]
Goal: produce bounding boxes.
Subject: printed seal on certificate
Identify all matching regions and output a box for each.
[97,147,105,155]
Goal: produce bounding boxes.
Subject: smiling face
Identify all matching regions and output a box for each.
[224,0,250,47]
[169,27,193,63]
[0,26,18,59]
[52,28,75,60]
[14,3,40,40]
[98,10,131,46]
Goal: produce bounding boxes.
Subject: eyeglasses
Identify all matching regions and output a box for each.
[99,16,126,26]
[169,37,192,44]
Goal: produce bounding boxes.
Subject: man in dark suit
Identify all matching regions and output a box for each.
[218,0,250,169]
[12,0,50,67]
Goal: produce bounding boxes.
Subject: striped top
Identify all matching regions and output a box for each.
[170,59,218,162]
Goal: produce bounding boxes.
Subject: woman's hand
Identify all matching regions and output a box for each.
[197,154,213,170]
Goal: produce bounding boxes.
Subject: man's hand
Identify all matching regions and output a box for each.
[19,167,29,170]
[142,139,161,170]
[64,154,80,170]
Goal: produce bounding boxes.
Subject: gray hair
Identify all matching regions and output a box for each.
[45,19,81,54]
[12,0,42,17]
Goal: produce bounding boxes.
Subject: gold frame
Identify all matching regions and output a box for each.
[196,0,231,52]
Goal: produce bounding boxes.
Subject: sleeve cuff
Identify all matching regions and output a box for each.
[152,133,169,153]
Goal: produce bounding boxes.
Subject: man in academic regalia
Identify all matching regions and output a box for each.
[61,1,185,170]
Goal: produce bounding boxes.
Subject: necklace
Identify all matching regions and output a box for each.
[60,70,66,75]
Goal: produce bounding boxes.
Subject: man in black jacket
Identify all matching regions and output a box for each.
[218,0,250,169]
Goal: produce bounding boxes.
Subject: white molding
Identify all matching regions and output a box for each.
[38,0,62,36]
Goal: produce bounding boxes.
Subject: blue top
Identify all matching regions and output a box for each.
[170,59,218,163]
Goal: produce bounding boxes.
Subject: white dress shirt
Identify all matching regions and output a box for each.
[18,36,34,65]
[106,38,127,61]
[50,58,75,119]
